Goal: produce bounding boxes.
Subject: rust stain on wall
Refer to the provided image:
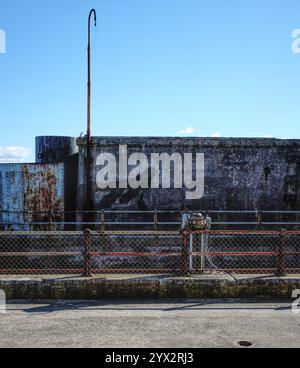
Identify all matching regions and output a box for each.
[23,164,64,223]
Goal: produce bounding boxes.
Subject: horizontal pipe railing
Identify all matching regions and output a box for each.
[1,221,300,226]
[1,210,300,214]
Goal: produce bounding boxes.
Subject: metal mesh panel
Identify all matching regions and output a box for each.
[184,230,300,275]
[89,231,182,273]
[285,232,300,272]
[0,230,298,275]
[0,232,83,274]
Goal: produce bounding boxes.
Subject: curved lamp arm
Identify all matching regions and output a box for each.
[87,9,97,144]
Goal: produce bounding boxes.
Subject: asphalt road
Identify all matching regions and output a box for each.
[0,300,299,348]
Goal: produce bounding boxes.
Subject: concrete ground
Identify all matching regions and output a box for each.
[0,300,299,348]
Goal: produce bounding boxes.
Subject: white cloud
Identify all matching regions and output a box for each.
[0,147,31,163]
[0,28,6,54]
[177,127,196,135]
[211,132,222,138]
[264,134,274,138]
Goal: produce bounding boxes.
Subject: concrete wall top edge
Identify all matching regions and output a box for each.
[76,136,300,148]
[35,135,78,139]
[0,162,64,171]
[0,163,64,168]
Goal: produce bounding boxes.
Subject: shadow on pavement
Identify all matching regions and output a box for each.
[6,299,293,314]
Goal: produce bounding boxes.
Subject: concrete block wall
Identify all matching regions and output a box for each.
[76,137,300,213]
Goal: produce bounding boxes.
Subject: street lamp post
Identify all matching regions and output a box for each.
[87,9,97,144]
[86,9,97,225]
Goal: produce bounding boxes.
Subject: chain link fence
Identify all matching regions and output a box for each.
[87,231,182,275]
[0,232,83,274]
[182,230,300,275]
[0,230,298,275]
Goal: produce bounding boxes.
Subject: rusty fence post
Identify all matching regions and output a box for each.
[277,229,287,277]
[154,211,159,231]
[48,212,53,232]
[256,210,263,231]
[181,229,190,276]
[82,229,92,277]
[100,210,105,232]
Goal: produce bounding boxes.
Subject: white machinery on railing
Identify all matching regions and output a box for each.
[181,212,212,273]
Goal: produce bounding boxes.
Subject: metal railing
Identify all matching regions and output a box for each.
[1,210,300,231]
[0,229,298,276]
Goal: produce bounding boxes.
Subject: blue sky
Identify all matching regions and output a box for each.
[0,0,300,162]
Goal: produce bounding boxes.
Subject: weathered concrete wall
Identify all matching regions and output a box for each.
[1,136,299,229]
[76,137,300,212]
[0,163,64,230]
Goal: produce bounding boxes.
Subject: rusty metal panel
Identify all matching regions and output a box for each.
[0,164,24,228]
[0,164,64,230]
[22,164,64,224]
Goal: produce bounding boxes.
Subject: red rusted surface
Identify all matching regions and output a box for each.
[90,252,181,257]
[0,269,83,275]
[193,251,277,257]
[190,230,281,235]
[22,164,64,224]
